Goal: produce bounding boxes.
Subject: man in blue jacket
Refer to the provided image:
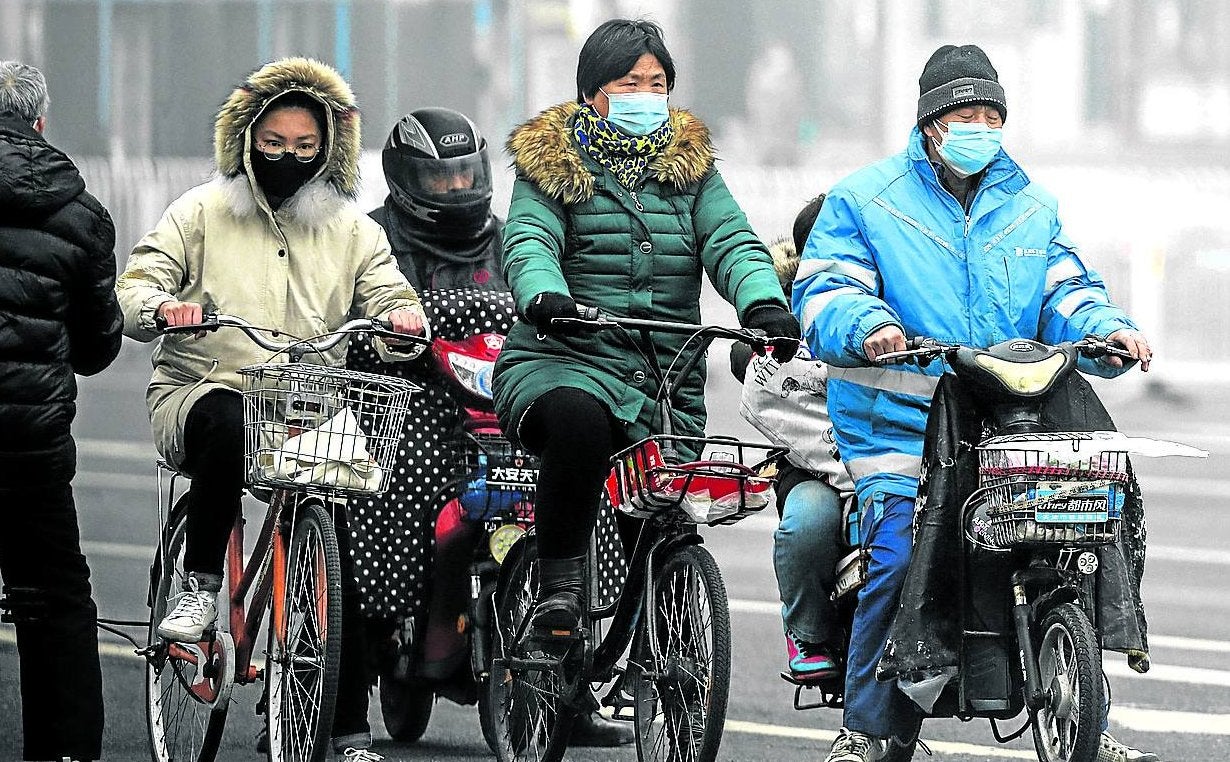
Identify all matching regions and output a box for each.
[793,45,1155,762]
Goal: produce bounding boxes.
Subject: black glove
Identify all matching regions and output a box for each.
[524,292,582,334]
[728,342,755,384]
[743,303,801,362]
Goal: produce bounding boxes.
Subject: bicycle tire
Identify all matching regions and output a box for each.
[482,536,581,762]
[634,543,732,762]
[378,673,434,742]
[265,499,343,762]
[146,495,229,762]
[1031,601,1103,762]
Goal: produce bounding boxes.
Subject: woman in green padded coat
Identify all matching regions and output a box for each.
[492,18,800,640]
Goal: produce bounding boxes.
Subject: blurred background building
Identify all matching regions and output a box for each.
[3,0,1229,372]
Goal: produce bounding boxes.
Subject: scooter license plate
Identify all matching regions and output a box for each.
[485,456,539,490]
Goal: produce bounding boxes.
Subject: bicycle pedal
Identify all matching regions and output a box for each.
[526,623,586,645]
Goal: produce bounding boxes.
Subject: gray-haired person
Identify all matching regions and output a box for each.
[0,60,122,762]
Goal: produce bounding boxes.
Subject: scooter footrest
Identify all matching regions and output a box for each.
[781,672,844,710]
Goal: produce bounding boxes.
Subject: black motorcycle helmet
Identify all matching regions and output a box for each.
[382,107,493,233]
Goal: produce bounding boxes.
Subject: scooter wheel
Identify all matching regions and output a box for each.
[379,675,434,742]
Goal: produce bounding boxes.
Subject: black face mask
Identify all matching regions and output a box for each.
[249,146,323,201]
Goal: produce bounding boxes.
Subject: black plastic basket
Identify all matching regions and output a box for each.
[452,432,538,522]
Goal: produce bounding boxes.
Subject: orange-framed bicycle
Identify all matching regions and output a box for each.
[141,314,426,762]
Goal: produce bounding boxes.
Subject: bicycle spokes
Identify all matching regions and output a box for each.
[636,545,731,762]
[267,502,343,762]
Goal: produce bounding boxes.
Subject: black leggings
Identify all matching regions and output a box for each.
[178,389,371,737]
[519,387,622,560]
[180,390,245,575]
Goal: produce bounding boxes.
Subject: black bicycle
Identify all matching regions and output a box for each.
[480,310,796,762]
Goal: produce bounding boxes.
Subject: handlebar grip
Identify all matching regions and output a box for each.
[157,312,219,334]
[373,317,394,332]
[575,304,601,321]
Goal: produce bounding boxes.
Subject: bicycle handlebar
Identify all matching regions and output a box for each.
[158,312,432,357]
[550,304,800,357]
[873,334,1135,366]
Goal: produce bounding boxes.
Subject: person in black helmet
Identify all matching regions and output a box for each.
[358,107,632,748]
[371,107,507,291]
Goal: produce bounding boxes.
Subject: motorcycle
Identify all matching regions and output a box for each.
[346,289,538,745]
[785,335,1204,762]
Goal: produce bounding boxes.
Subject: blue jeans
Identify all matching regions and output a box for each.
[773,478,843,645]
[844,493,921,740]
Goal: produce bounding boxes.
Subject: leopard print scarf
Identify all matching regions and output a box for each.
[573,103,674,190]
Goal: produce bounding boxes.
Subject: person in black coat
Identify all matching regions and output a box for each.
[0,60,122,762]
[370,107,506,290]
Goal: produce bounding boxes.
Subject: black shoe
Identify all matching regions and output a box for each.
[530,555,586,637]
[570,710,634,747]
[255,726,269,754]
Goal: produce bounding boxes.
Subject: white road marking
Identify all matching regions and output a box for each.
[76,470,157,492]
[1104,659,1230,688]
[78,438,158,462]
[723,719,1038,758]
[727,598,1230,660]
[75,540,1230,662]
[1112,706,1230,735]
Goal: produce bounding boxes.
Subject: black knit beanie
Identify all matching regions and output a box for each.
[916,44,1006,126]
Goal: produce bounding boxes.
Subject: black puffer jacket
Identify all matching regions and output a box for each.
[0,112,122,483]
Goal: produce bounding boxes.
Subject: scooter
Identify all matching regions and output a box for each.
[347,289,538,743]
[785,335,1204,762]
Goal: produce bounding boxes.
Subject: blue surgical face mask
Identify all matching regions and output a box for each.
[600,89,669,136]
[931,120,1003,178]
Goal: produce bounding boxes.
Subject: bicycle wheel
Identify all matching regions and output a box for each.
[146,496,230,762]
[265,499,343,762]
[1031,601,1104,762]
[634,543,731,762]
[482,536,581,762]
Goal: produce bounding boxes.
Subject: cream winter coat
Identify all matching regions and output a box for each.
[117,58,420,467]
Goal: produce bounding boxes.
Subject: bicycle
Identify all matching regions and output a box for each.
[481,309,796,762]
[142,313,427,762]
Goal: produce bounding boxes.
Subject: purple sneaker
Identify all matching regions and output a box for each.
[785,629,838,681]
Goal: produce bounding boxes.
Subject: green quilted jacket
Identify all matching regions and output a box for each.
[492,101,786,451]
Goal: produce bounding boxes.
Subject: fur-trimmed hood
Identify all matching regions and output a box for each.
[505,101,715,204]
[768,238,798,294]
[214,57,361,200]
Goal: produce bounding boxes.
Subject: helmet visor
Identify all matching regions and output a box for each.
[389,151,491,206]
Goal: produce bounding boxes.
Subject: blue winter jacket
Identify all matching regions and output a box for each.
[792,127,1137,507]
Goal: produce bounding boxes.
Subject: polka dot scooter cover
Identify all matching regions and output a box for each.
[346,288,627,622]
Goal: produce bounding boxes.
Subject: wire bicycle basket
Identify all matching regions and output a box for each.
[452,431,538,522]
[974,433,1129,548]
[240,362,419,496]
[605,434,784,525]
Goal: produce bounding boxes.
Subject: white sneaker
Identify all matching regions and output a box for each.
[1098,732,1159,762]
[340,748,384,761]
[825,727,887,762]
[157,573,219,642]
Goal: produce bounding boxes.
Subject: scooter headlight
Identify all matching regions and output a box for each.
[445,352,495,399]
[973,352,1066,395]
[489,523,526,565]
